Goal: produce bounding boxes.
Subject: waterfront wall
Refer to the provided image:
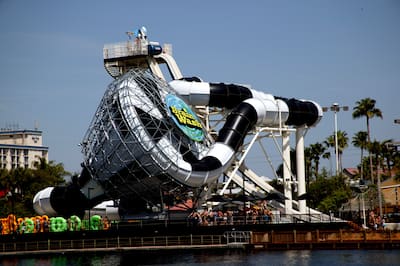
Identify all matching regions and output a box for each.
[252,229,400,250]
[1,229,400,256]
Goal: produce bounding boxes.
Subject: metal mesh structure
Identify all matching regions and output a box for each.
[80,69,210,205]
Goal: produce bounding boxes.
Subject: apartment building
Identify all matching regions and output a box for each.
[0,129,49,170]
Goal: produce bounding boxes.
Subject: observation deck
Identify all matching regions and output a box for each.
[103,38,173,79]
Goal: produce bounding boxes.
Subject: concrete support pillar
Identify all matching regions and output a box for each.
[296,127,307,214]
[282,131,292,214]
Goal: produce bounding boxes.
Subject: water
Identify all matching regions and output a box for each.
[1,249,399,266]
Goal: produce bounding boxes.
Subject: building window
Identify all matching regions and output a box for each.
[24,149,29,168]
[11,149,16,166]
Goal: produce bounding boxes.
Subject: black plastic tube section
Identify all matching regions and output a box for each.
[209,83,253,109]
[49,183,108,218]
[276,97,319,127]
[217,101,258,150]
[191,156,222,172]
[191,101,258,172]
[50,185,89,218]
[48,167,108,218]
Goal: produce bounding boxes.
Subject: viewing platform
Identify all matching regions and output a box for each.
[103,38,172,79]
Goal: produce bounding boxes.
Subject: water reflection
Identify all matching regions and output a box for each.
[1,249,399,266]
[282,250,312,266]
[0,253,121,266]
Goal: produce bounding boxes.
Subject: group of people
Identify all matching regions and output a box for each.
[368,211,386,230]
[188,202,274,226]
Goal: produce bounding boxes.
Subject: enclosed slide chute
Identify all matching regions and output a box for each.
[33,69,322,217]
[169,79,322,127]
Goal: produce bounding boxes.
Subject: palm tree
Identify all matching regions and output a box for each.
[352,98,383,183]
[322,149,332,176]
[352,131,368,180]
[337,131,349,174]
[381,139,394,173]
[325,130,348,175]
[310,142,326,178]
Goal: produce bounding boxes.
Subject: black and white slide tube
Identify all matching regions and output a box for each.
[166,79,323,186]
[169,79,322,127]
[33,168,106,217]
[180,100,259,185]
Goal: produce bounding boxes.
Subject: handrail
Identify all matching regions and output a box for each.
[2,230,399,254]
[0,234,227,253]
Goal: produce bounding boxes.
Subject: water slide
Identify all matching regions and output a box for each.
[33,33,326,221]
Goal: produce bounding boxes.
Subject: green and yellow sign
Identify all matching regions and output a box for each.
[166,94,204,142]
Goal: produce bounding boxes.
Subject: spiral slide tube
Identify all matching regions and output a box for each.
[169,79,322,127]
[33,71,322,217]
[167,78,322,188]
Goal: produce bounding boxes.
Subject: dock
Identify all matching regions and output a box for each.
[1,222,400,257]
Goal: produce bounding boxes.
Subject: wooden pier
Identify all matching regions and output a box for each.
[1,228,399,257]
[251,229,400,250]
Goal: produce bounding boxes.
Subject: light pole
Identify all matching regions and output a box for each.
[322,103,349,176]
[351,180,368,229]
[359,182,368,229]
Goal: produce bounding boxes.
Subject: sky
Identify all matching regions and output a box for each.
[0,0,399,178]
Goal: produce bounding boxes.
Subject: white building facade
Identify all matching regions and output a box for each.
[0,129,48,170]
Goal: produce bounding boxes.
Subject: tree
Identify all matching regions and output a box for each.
[352,131,368,180]
[309,142,326,178]
[304,147,312,181]
[393,153,400,181]
[307,175,351,213]
[0,160,68,217]
[0,168,31,217]
[381,139,395,173]
[32,158,69,189]
[368,140,383,186]
[322,150,332,176]
[325,130,348,174]
[352,98,383,183]
[368,139,394,182]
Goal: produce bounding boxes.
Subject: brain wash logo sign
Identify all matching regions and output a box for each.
[166,94,204,142]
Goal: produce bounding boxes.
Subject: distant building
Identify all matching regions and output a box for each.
[343,167,359,179]
[0,129,48,170]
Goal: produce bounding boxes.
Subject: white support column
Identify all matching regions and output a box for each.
[296,127,306,214]
[282,131,292,214]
